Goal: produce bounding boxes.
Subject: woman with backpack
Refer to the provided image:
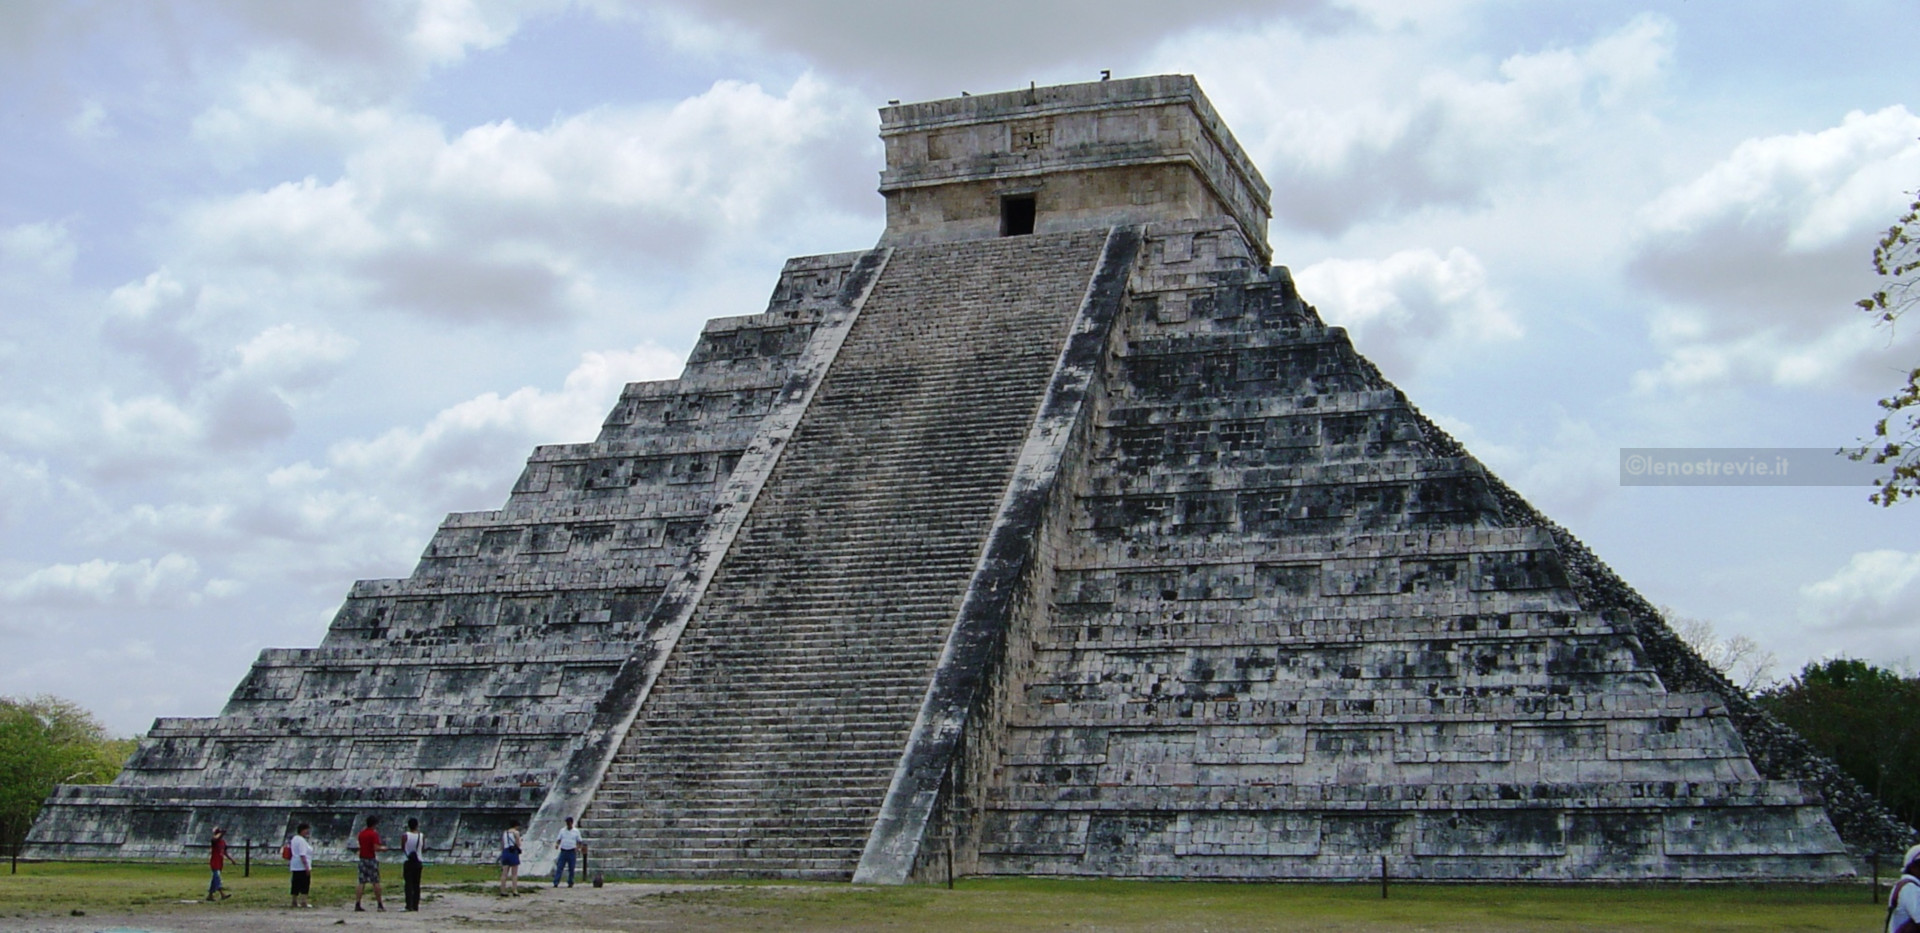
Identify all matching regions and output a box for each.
[498,820,523,896]
[401,818,426,912]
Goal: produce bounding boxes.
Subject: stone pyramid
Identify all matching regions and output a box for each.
[30,75,1904,882]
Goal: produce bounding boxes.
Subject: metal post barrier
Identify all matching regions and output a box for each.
[945,756,957,890]
[1380,855,1389,899]
[244,838,251,877]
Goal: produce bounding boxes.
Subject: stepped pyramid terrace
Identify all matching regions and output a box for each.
[27,75,1909,882]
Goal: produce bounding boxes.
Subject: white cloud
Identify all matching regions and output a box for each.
[51,320,361,477]
[100,270,215,391]
[176,74,869,324]
[1800,550,1920,643]
[2,1,551,117]
[1629,319,1894,394]
[1171,13,1675,234]
[0,222,77,283]
[1426,412,1616,522]
[84,339,683,588]
[192,83,407,166]
[1630,106,1920,392]
[1295,247,1519,380]
[93,394,203,469]
[329,341,683,492]
[198,0,556,83]
[1,554,210,608]
[406,0,536,65]
[233,324,357,389]
[65,100,111,140]
[0,453,51,528]
[645,0,1319,94]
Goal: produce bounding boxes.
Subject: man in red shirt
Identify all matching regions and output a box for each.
[206,827,230,901]
[354,815,388,912]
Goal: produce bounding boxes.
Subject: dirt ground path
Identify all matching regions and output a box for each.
[6,882,742,933]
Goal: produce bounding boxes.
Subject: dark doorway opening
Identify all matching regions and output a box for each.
[1000,195,1036,236]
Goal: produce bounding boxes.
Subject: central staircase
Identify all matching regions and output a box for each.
[582,230,1111,877]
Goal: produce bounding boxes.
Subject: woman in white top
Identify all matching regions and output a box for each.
[499,820,523,896]
[401,817,426,912]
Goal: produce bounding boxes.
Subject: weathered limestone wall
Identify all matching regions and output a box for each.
[959,219,1858,880]
[884,164,1220,252]
[1445,438,1916,855]
[24,251,869,861]
[879,75,1270,263]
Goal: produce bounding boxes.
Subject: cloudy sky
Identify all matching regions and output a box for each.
[2,0,1917,735]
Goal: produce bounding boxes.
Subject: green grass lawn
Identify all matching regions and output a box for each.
[0,858,500,913]
[0,861,1887,932]
[637,877,1881,933]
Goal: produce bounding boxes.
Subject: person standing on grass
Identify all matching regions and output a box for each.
[552,816,585,887]
[1891,844,1920,933]
[499,819,523,896]
[206,827,231,901]
[288,823,314,909]
[400,817,426,912]
[353,815,388,912]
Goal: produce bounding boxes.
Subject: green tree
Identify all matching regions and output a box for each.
[1757,659,1920,828]
[1852,193,1920,505]
[0,696,135,870]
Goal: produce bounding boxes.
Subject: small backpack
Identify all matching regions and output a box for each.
[281,840,293,860]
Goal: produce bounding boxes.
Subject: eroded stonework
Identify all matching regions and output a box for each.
[29,76,1907,880]
[26,252,864,861]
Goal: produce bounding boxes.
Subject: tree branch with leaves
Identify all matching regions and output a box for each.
[1662,607,1778,693]
[1852,192,1920,505]
[0,696,135,871]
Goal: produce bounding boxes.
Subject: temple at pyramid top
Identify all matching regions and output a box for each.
[877,75,1271,261]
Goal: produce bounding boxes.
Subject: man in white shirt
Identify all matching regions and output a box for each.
[288,823,315,909]
[552,817,586,888]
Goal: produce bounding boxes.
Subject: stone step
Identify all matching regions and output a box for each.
[607,748,902,764]
[581,231,1110,878]
[599,763,898,782]
[593,858,854,879]
[587,813,877,830]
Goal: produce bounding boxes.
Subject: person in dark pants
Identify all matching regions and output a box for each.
[400,817,426,911]
[551,816,585,887]
[288,823,314,909]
